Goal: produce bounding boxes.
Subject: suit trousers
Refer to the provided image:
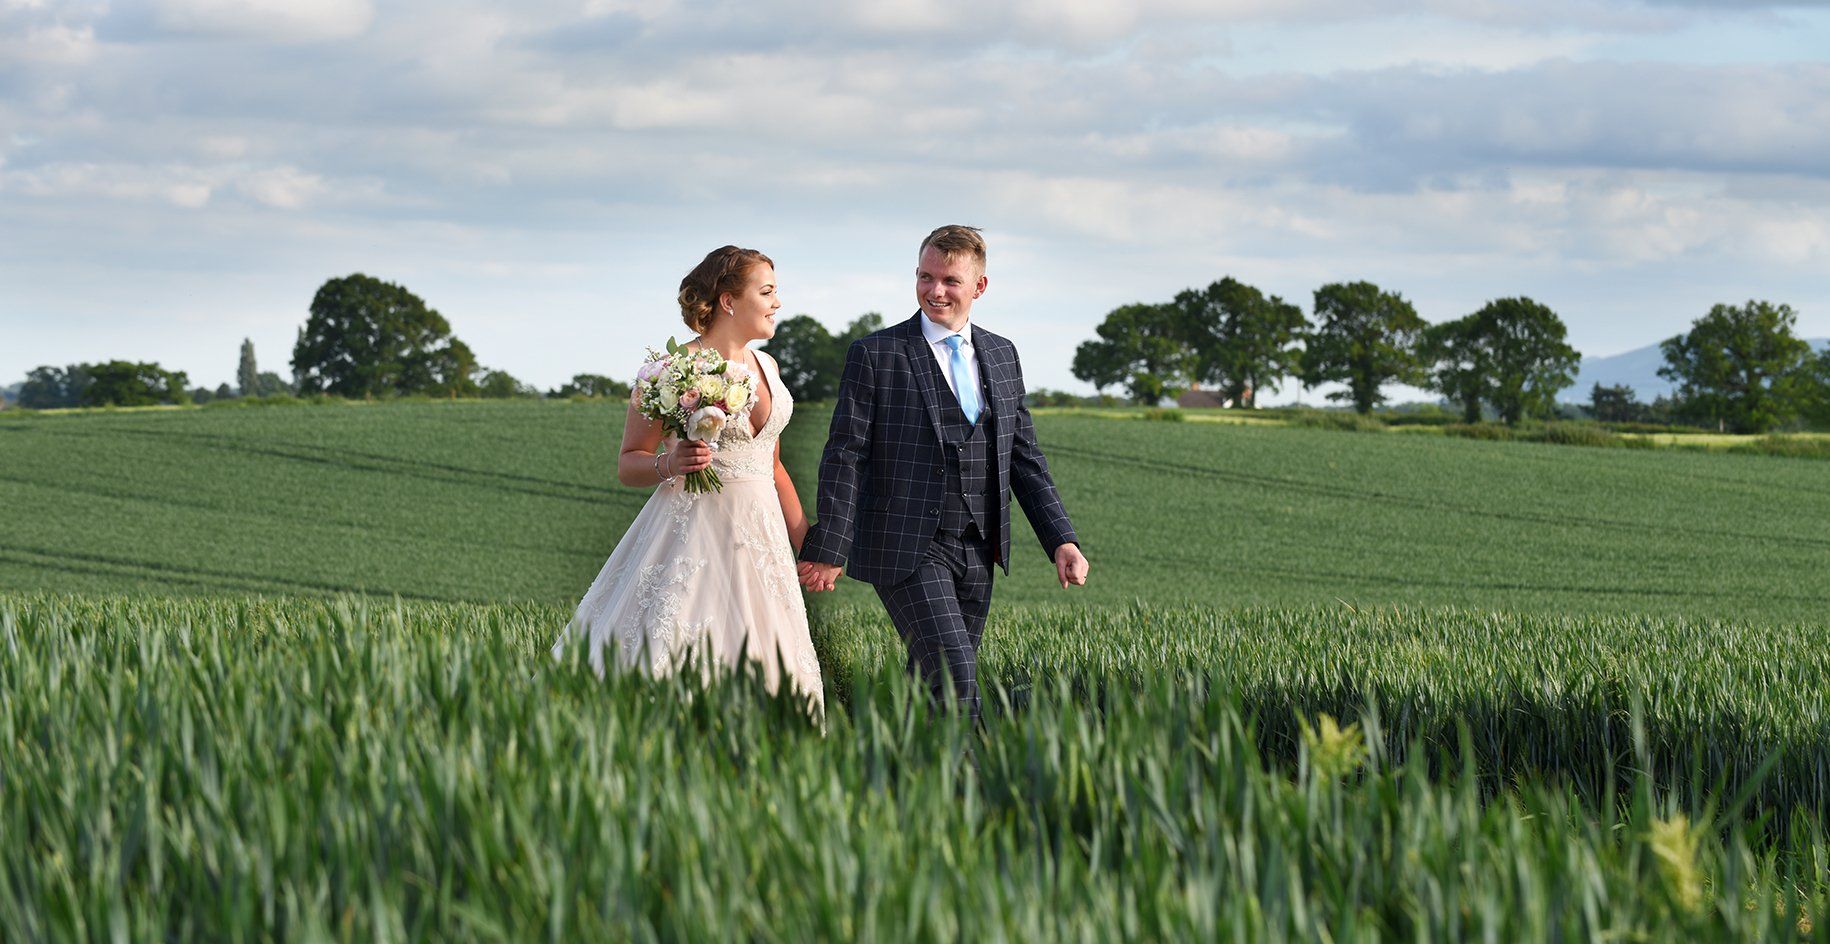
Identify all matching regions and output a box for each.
[874,526,995,723]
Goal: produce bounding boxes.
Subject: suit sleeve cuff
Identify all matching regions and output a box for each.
[800,524,850,567]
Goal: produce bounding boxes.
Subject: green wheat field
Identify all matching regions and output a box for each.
[3,401,1829,940]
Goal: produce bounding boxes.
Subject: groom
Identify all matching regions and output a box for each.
[798,225,1089,722]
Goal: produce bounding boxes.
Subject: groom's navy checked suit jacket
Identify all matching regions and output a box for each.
[801,313,1078,586]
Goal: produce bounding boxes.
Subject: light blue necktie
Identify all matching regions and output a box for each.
[943,333,980,424]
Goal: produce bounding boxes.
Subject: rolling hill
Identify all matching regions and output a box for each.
[1566,337,1830,402]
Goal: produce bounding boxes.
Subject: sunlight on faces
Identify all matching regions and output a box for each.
[719,263,781,343]
[916,246,986,333]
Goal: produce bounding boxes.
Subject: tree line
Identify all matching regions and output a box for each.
[13,273,1825,435]
[1069,278,1830,433]
[10,274,630,410]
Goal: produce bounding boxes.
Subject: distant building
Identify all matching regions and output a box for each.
[1176,383,1252,409]
[1176,387,1223,408]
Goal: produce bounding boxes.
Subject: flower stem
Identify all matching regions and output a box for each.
[683,468,723,493]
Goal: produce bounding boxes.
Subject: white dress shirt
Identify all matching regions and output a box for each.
[919,313,981,409]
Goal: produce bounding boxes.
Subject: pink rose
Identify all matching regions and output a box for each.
[679,389,702,412]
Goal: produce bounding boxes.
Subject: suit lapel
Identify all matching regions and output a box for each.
[975,331,1017,417]
[898,313,947,441]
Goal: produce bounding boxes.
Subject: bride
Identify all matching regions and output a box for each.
[552,246,824,717]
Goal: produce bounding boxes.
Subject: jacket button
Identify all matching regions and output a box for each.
[933,467,944,477]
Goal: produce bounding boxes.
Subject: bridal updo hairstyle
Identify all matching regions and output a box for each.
[678,245,773,334]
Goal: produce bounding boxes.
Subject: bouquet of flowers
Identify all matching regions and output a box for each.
[632,338,756,493]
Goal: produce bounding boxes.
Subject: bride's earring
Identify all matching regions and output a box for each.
[725,307,735,317]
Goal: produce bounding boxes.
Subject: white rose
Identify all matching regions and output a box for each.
[658,386,679,411]
[686,405,728,442]
[695,375,727,401]
[723,381,752,410]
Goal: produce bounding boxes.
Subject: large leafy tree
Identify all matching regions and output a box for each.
[837,313,885,349]
[251,372,294,397]
[762,315,833,401]
[1174,277,1306,408]
[236,342,292,398]
[17,364,93,409]
[1071,302,1196,405]
[1421,316,1489,423]
[1658,301,1814,433]
[81,361,189,407]
[1424,299,1578,425]
[1067,330,1129,396]
[1478,297,1580,425]
[478,369,539,399]
[1586,383,1645,423]
[548,373,630,399]
[1303,281,1427,414]
[237,338,258,397]
[1803,349,1830,430]
[765,312,881,402]
[292,274,479,398]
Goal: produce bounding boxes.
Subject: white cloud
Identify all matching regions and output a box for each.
[605,81,736,130]
[150,0,373,42]
[235,166,324,208]
[1743,218,1830,266]
[1,20,94,61]
[197,135,248,159]
[5,0,1830,391]
[4,161,214,206]
[166,181,211,207]
[582,0,675,19]
[2,160,365,211]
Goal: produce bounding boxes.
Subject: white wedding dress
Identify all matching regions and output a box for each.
[551,349,824,716]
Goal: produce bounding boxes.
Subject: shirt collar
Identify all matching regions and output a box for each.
[919,313,973,348]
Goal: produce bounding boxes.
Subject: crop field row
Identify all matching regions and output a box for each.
[3,401,1829,622]
[4,594,1828,940]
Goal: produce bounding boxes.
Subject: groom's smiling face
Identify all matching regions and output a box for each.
[916,246,986,332]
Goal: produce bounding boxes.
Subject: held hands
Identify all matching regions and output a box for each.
[1054,543,1089,589]
[799,548,1081,592]
[663,440,712,479]
[798,561,841,592]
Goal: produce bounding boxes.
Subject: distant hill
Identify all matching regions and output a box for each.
[0,382,19,409]
[1565,338,1830,403]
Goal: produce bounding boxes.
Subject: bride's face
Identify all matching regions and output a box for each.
[721,264,781,341]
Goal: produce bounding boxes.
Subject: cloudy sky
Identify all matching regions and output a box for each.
[4,0,1828,398]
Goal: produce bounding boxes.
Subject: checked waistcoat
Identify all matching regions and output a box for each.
[933,360,995,542]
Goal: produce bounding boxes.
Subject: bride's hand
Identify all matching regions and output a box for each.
[798,561,841,592]
[668,440,712,476]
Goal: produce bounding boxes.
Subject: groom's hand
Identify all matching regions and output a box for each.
[798,561,842,592]
[1053,543,1088,589]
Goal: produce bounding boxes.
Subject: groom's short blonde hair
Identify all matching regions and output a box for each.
[920,225,986,273]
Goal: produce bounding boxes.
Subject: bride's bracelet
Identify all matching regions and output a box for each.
[653,448,674,484]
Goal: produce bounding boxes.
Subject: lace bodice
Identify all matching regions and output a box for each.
[705,351,791,482]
